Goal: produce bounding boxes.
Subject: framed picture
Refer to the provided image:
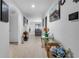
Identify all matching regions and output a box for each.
[23,16,28,26]
[73,0,79,3]
[45,16,47,27]
[42,19,44,27]
[49,10,60,22]
[49,1,60,22]
[0,0,1,20]
[69,11,79,21]
[0,0,9,23]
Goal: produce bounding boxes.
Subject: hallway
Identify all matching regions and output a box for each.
[0,0,79,58]
[9,35,47,58]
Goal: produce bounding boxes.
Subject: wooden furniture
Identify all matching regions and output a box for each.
[41,36,59,58]
[45,42,60,58]
[41,36,73,58]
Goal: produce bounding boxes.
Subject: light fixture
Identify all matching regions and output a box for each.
[32,4,35,8]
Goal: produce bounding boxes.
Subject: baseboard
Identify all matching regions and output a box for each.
[9,42,18,45]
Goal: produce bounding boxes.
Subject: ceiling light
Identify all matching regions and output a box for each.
[32,4,35,8]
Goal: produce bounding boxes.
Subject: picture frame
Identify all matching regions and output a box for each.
[49,1,60,22]
[42,19,44,27]
[45,16,47,27]
[0,0,9,23]
[69,11,79,21]
[73,0,79,3]
[23,16,28,26]
[0,0,2,21]
[49,10,60,22]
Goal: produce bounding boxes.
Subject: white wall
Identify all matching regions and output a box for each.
[9,8,18,42]
[0,22,9,58]
[46,0,79,57]
[9,3,23,44]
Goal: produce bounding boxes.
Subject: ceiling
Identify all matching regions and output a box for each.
[10,0,55,18]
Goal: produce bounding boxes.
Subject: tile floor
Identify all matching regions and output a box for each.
[9,35,47,58]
